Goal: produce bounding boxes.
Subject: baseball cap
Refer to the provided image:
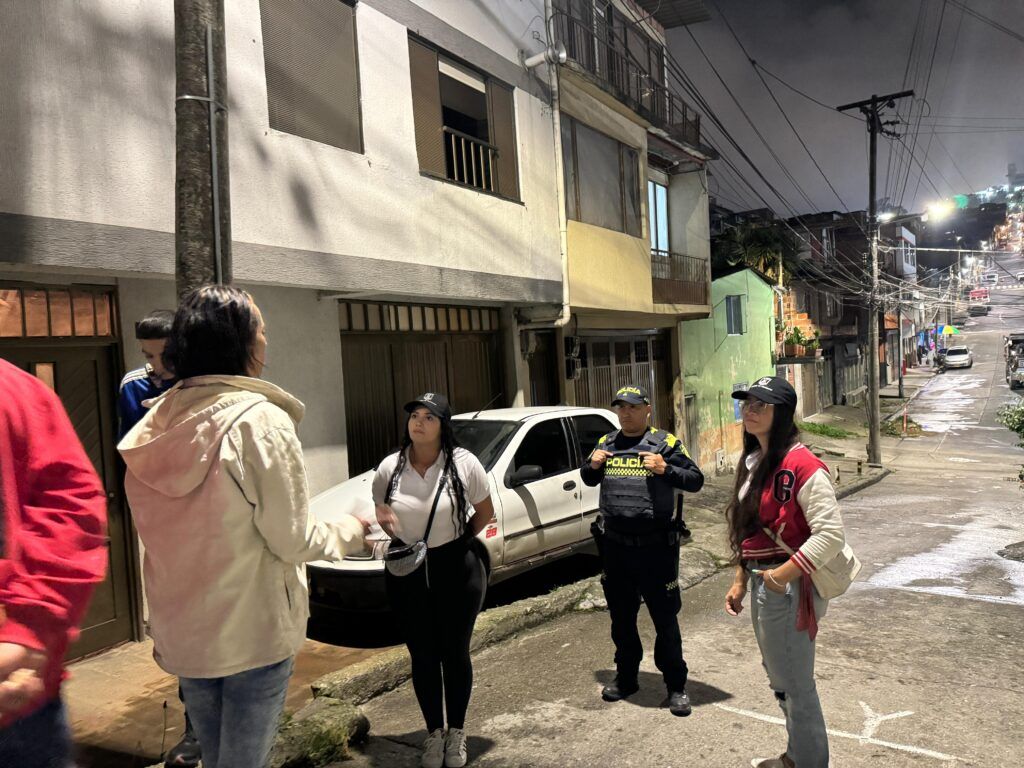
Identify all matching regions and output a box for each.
[732,376,797,408]
[404,392,452,420]
[611,384,650,406]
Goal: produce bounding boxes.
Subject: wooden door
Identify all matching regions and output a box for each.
[2,344,136,658]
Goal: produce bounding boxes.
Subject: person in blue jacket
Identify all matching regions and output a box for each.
[117,309,197,767]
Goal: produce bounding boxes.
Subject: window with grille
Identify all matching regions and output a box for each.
[407,36,520,200]
[339,302,499,333]
[259,0,362,152]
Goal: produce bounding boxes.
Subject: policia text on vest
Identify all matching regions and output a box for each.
[581,425,705,713]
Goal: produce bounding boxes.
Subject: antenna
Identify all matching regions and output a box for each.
[471,393,503,420]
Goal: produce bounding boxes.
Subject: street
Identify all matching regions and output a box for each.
[350,319,1024,768]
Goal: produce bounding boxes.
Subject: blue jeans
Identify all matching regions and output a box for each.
[178,657,294,768]
[0,697,75,768]
[750,573,830,768]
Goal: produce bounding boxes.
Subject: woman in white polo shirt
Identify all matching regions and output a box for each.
[373,392,494,768]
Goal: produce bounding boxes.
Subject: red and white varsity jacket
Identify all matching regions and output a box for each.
[740,443,846,576]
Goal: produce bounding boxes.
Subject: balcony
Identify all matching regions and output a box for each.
[651,249,708,305]
[553,11,700,148]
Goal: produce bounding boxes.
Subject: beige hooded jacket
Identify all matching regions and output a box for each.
[119,376,365,679]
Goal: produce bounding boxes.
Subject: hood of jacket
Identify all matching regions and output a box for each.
[118,375,305,498]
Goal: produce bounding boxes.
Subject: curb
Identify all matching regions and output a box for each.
[836,467,891,499]
[882,371,936,423]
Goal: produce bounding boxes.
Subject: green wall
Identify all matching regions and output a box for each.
[681,268,776,470]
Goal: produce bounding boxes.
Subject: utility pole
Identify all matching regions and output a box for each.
[175,0,231,298]
[837,89,913,465]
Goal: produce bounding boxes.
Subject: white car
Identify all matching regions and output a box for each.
[943,346,973,369]
[980,273,999,285]
[306,406,618,619]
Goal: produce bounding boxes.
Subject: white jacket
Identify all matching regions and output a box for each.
[118,376,365,678]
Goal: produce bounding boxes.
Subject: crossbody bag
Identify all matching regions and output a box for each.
[762,526,862,600]
[383,475,447,578]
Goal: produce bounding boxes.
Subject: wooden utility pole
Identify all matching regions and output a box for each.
[175,0,231,298]
[837,89,913,465]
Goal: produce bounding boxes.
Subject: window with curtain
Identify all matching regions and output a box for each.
[648,180,669,252]
[726,295,745,335]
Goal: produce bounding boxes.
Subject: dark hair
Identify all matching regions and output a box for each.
[164,285,261,380]
[725,402,799,559]
[385,412,469,539]
[134,310,175,340]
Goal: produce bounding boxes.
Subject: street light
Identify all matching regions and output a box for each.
[927,200,955,221]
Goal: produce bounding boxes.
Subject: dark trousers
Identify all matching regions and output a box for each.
[0,697,74,768]
[600,537,687,692]
[386,538,487,732]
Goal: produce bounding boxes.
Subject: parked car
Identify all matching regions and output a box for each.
[1008,359,1024,390]
[306,406,620,619]
[1016,271,1024,283]
[943,346,973,369]
[980,272,999,286]
[968,303,989,316]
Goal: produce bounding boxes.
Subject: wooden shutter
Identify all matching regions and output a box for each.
[259,0,362,152]
[487,82,520,200]
[408,37,445,176]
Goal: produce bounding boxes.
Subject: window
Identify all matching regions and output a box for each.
[0,286,116,339]
[648,180,669,252]
[561,116,642,237]
[408,37,520,199]
[571,414,615,464]
[512,419,572,480]
[259,0,362,152]
[732,382,748,421]
[726,295,745,335]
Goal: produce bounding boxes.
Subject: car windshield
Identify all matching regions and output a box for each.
[452,420,520,471]
[947,348,968,355]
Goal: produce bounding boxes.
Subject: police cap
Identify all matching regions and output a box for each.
[611,384,650,406]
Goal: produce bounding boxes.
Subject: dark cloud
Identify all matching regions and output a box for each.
[666,0,1024,214]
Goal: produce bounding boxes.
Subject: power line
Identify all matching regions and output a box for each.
[946,0,1024,45]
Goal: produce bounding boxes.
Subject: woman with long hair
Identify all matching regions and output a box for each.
[723,377,847,768]
[119,285,368,768]
[372,393,494,768]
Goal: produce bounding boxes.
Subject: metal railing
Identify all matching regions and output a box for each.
[553,12,700,147]
[443,126,497,193]
[651,249,709,305]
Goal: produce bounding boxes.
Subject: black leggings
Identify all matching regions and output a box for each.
[385,538,487,732]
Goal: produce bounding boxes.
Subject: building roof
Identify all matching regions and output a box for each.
[711,263,776,287]
[631,0,711,28]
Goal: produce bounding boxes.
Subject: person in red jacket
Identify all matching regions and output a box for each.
[0,359,108,767]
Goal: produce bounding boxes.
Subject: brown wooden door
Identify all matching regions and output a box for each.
[1,344,136,658]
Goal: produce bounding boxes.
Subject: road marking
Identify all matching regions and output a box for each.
[713,702,963,762]
[859,700,914,739]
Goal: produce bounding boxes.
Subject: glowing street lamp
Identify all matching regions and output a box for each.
[926,200,955,221]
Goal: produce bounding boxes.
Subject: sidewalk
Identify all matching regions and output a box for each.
[66,638,383,767]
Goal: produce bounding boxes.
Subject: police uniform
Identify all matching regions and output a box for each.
[580,385,704,714]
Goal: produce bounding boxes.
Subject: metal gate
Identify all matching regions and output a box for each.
[339,302,505,475]
[819,354,835,408]
[571,333,672,428]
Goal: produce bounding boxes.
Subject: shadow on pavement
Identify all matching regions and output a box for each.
[593,669,734,710]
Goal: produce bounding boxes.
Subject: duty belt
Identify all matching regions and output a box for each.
[602,527,681,547]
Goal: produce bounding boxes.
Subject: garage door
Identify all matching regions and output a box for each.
[339,302,505,475]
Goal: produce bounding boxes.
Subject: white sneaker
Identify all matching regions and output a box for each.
[751,755,793,768]
[421,728,446,768]
[444,727,468,768]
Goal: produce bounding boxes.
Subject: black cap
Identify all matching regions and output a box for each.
[732,376,797,408]
[404,392,451,420]
[611,384,650,406]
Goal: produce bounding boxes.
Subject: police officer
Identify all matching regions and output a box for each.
[581,384,705,716]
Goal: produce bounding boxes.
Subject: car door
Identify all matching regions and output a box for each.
[568,412,618,535]
[496,417,582,564]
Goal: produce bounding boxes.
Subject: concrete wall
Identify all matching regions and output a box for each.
[668,168,711,262]
[680,270,775,474]
[0,0,562,301]
[116,278,348,496]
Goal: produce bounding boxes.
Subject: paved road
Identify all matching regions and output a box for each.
[351,301,1024,767]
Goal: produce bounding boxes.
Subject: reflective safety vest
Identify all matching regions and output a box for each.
[597,428,678,523]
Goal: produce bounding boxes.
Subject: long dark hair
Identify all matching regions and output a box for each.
[385,415,470,539]
[165,285,261,379]
[726,402,799,559]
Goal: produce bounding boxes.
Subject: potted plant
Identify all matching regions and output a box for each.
[807,329,823,358]
[783,326,806,357]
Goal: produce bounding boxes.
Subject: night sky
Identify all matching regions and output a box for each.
[664,0,1024,215]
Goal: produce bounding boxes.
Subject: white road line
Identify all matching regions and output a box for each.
[712,702,964,763]
[859,701,914,739]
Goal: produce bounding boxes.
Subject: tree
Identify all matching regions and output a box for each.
[712,223,800,283]
[175,0,232,298]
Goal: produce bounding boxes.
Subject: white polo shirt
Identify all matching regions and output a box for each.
[372,447,490,548]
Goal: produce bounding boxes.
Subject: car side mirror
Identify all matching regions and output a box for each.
[508,464,543,487]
